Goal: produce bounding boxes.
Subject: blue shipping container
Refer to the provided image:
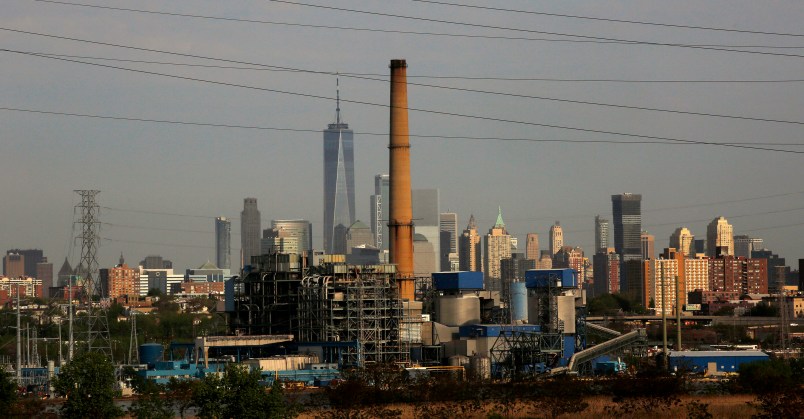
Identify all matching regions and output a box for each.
[525,269,577,289]
[432,271,484,290]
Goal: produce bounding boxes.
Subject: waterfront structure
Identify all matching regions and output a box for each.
[641,231,655,261]
[525,233,539,261]
[612,193,643,300]
[370,174,390,251]
[240,198,261,268]
[594,216,609,254]
[707,216,733,257]
[483,207,512,290]
[458,214,482,272]
[549,222,563,257]
[215,216,231,270]
[670,227,695,258]
[323,92,355,254]
[734,235,763,258]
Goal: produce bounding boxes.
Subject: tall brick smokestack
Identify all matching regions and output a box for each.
[388,59,414,301]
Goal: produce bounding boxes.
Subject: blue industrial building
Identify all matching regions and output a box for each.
[667,351,769,374]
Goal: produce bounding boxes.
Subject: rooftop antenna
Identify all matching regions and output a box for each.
[336,74,341,125]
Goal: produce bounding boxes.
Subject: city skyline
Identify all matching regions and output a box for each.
[1,2,802,271]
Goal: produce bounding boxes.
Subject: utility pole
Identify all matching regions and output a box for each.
[661,263,668,363]
[68,281,74,362]
[128,312,139,365]
[16,286,21,383]
[676,275,682,351]
[58,319,63,367]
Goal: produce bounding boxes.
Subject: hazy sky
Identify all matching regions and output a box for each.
[2,0,802,272]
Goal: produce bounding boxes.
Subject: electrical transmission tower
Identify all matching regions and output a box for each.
[74,190,113,360]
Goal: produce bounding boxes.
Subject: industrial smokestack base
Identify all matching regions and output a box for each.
[388,59,415,301]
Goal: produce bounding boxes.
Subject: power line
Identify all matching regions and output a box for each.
[16,50,804,126]
[267,0,804,59]
[19,52,804,83]
[4,106,802,148]
[29,0,804,50]
[4,27,802,86]
[412,0,804,38]
[3,50,802,155]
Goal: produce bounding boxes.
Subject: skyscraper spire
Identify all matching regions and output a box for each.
[495,206,505,228]
[336,75,341,125]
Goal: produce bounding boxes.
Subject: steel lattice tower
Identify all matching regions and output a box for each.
[74,190,113,360]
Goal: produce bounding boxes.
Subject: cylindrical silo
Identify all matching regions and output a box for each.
[510,282,528,323]
[469,355,491,380]
[139,343,163,367]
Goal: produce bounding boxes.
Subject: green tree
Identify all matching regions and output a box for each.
[191,364,291,419]
[0,368,19,413]
[129,379,173,419]
[53,351,123,418]
[165,377,195,419]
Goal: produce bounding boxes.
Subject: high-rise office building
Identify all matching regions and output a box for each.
[140,255,172,270]
[670,227,695,257]
[706,216,733,257]
[215,216,231,270]
[594,216,609,253]
[484,207,512,290]
[592,249,619,297]
[271,219,313,255]
[553,246,585,287]
[3,253,25,277]
[734,235,763,258]
[459,214,482,272]
[370,174,390,251]
[525,233,540,261]
[4,249,44,278]
[549,222,563,257]
[412,189,441,272]
[536,250,553,269]
[240,198,261,268]
[612,193,643,300]
[345,220,374,253]
[323,94,355,254]
[641,231,655,260]
[36,257,53,292]
[440,212,458,271]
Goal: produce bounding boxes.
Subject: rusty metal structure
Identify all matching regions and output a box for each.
[388,59,415,301]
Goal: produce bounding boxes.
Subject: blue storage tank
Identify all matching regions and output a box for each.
[510,282,528,322]
[525,269,577,289]
[432,271,484,291]
[139,343,164,367]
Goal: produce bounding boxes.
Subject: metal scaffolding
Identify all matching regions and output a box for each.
[235,254,408,367]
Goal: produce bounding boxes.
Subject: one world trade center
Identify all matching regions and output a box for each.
[323,88,355,254]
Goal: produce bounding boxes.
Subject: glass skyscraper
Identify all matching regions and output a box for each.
[240,198,261,268]
[323,99,355,254]
[215,216,231,270]
[611,193,642,301]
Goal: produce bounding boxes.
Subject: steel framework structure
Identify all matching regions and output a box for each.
[74,190,113,359]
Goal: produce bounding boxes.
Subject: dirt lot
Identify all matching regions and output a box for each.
[300,394,759,418]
